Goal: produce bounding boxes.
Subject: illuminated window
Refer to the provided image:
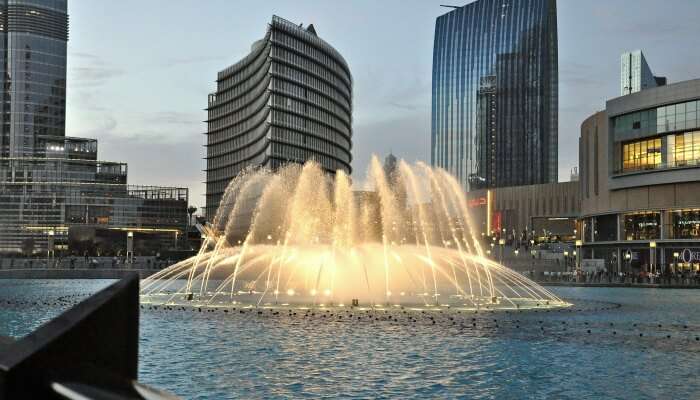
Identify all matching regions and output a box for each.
[671,131,700,167]
[621,137,662,172]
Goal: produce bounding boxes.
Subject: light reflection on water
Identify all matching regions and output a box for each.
[0,280,698,399]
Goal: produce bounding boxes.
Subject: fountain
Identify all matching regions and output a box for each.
[141,156,569,311]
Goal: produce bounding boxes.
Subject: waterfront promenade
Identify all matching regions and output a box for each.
[0,256,165,279]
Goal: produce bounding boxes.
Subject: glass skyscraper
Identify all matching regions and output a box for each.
[0,0,68,157]
[0,0,189,255]
[431,0,558,191]
[620,50,666,96]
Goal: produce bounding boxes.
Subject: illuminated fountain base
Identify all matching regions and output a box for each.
[140,243,570,312]
[141,158,570,312]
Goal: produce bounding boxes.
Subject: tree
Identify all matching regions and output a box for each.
[187,206,198,227]
[21,238,35,257]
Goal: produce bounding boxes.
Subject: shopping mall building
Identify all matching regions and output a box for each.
[579,78,700,274]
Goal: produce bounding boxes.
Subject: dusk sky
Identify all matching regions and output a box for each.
[65,0,700,210]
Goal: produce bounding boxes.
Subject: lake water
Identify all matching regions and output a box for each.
[0,280,698,399]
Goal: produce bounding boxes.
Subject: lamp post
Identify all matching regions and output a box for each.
[126,232,134,265]
[673,251,680,273]
[649,241,657,282]
[47,230,55,268]
[624,250,632,278]
[498,238,505,265]
[575,240,582,273]
[564,251,569,272]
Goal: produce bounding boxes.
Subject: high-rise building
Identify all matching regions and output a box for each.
[205,16,353,219]
[620,50,666,96]
[0,0,68,157]
[431,0,558,191]
[0,0,189,255]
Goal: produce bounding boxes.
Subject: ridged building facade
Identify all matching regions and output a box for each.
[205,16,353,219]
[432,0,558,191]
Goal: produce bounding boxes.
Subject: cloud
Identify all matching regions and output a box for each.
[164,55,228,67]
[98,132,206,208]
[139,111,203,127]
[68,52,125,88]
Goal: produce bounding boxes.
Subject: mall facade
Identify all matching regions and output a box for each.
[579,78,700,274]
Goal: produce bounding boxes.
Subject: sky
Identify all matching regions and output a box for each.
[65,0,700,211]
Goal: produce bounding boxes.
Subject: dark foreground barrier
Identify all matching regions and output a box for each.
[0,273,178,399]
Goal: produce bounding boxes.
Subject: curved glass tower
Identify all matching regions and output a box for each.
[431,0,558,191]
[205,15,353,218]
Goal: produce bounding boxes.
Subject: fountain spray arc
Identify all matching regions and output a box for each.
[141,157,568,311]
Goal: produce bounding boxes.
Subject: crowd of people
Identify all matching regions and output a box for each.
[0,255,174,270]
[523,267,700,286]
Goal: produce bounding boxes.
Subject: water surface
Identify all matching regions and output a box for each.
[0,280,697,399]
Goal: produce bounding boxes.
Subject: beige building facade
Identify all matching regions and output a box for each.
[579,79,700,274]
[466,181,580,243]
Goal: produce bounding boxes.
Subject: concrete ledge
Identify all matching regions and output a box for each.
[0,269,158,279]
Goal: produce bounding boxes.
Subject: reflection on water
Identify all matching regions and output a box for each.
[0,280,698,399]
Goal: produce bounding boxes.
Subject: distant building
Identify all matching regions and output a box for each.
[432,0,558,191]
[0,1,189,255]
[466,182,580,243]
[580,78,700,274]
[205,16,353,219]
[620,50,666,96]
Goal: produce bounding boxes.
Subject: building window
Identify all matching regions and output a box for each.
[622,137,662,172]
[670,209,700,239]
[671,131,700,167]
[594,214,617,242]
[624,212,660,240]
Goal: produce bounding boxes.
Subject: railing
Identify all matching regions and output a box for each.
[614,158,700,175]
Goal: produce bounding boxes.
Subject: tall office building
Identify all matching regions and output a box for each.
[432,0,558,191]
[205,16,353,219]
[620,50,666,96]
[0,0,189,255]
[0,0,68,157]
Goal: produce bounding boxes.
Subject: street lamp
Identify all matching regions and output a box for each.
[673,251,680,272]
[564,250,569,272]
[649,241,657,280]
[575,240,582,272]
[47,230,55,267]
[498,238,505,265]
[127,231,134,265]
